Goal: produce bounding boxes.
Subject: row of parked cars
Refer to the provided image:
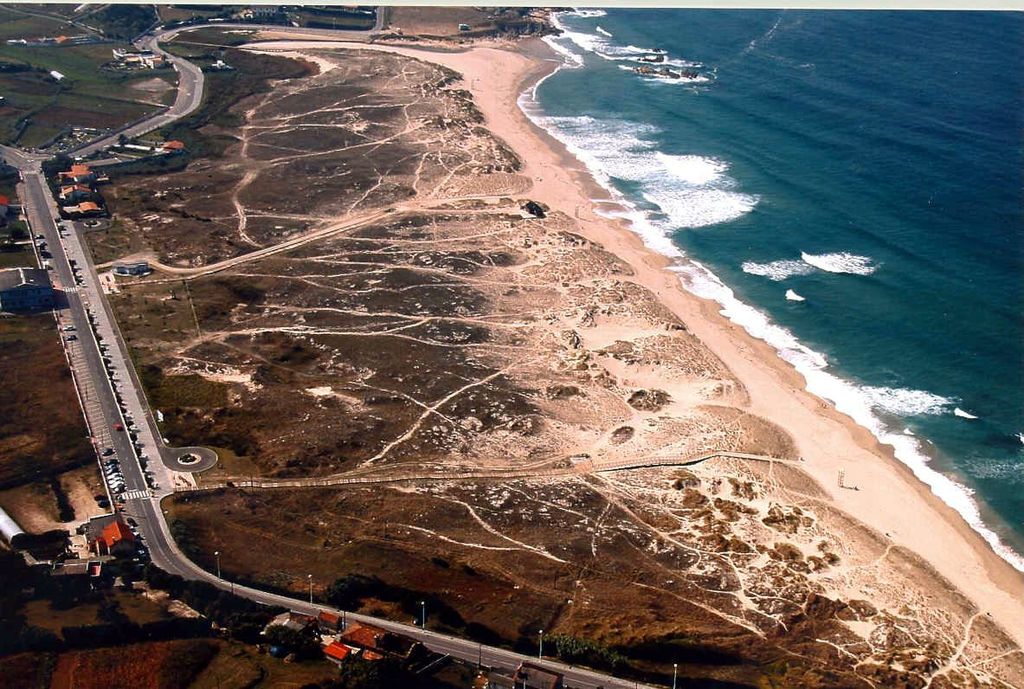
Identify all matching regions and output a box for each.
[71,255,161,500]
[101,448,126,495]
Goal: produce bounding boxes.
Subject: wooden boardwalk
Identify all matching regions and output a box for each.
[176,450,796,495]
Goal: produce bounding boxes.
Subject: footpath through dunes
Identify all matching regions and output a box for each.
[91,39,1024,687]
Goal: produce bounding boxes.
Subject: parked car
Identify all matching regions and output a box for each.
[101,447,114,456]
[62,325,76,332]
[65,335,77,342]
[113,423,124,432]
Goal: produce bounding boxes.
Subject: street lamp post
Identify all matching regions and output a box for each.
[420,600,426,629]
[673,663,678,689]
[307,574,313,604]
[538,629,544,659]
[214,550,220,579]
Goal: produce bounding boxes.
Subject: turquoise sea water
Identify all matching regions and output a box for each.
[525,9,1024,569]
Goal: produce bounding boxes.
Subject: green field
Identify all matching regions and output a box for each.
[0,6,178,147]
[0,242,36,269]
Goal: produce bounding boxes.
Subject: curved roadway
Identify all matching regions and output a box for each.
[4,17,662,688]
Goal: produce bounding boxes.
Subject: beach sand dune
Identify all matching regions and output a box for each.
[109,32,1024,687]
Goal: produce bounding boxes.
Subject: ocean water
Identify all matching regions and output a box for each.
[525,9,1024,570]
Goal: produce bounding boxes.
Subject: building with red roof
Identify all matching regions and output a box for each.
[317,610,342,632]
[88,515,135,557]
[322,641,351,665]
[162,140,185,151]
[338,622,420,660]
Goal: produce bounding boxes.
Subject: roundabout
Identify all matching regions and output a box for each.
[162,446,218,472]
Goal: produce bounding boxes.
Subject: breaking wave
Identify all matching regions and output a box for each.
[800,251,878,275]
[570,8,607,18]
[529,9,1024,574]
[785,289,805,301]
[742,259,815,281]
[515,113,757,233]
[618,65,711,84]
[861,386,954,416]
[954,408,979,419]
[548,9,703,74]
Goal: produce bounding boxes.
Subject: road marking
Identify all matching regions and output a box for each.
[123,489,149,500]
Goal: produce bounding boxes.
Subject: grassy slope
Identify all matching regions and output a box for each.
[0,311,93,488]
[0,6,175,146]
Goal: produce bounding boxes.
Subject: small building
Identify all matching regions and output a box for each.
[162,140,186,152]
[113,261,151,277]
[322,640,351,666]
[58,164,97,185]
[0,194,9,216]
[112,48,166,69]
[511,663,563,689]
[338,622,420,660]
[51,559,103,579]
[49,70,64,81]
[59,184,94,204]
[62,201,104,219]
[250,5,279,18]
[0,267,53,312]
[0,505,25,547]
[86,514,135,558]
[317,610,342,632]
[263,610,317,635]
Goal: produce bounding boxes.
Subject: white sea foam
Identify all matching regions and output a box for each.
[904,428,916,436]
[570,8,607,18]
[1018,432,1024,446]
[861,386,954,416]
[517,40,1024,573]
[551,10,702,72]
[800,251,878,275]
[672,260,1024,571]
[543,12,586,69]
[964,460,1024,483]
[742,259,815,281]
[519,114,757,233]
[785,289,805,302]
[954,408,979,419]
[618,65,711,84]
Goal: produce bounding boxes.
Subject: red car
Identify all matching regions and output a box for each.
[114,423,124,432]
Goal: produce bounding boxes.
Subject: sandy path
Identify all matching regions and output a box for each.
[241,38,1024,647]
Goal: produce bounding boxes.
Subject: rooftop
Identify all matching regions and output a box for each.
[323,641,350,662]
[513,663,563,689]
[0,267,51,291]
[100,519,134,549]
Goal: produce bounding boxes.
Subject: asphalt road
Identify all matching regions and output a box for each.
[73,29,205,157]
[3,14,660,688]
[16,167,157,504]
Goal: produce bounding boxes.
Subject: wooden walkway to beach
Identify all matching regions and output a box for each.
[175,450,796,495]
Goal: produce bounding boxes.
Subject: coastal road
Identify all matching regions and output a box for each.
[138,493,658,689]
[71,13,390,158]
[15,166,167,507]
[2,15,664,688]
[72,28,205,157]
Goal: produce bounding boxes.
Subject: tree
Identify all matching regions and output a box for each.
[262,625,320,660]
[330,657,421,689]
